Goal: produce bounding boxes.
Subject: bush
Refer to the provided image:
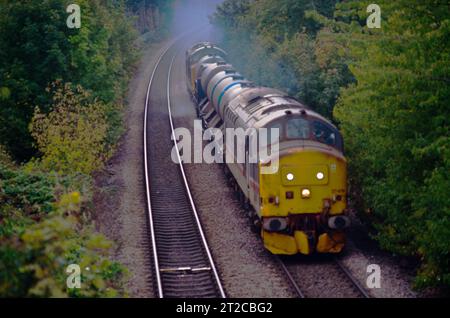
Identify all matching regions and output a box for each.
[0,165,127,297]
[0,145,14,167]
[19,196,127,298]
[0,167,55,212]
[30,82,112,176]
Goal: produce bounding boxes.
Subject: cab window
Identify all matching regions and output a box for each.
[313,121,337,146]
[287,118,310,139]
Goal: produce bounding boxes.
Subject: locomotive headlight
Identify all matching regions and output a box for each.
[301,189,311,198]
[286,173,294,181]
[316,172,324,180]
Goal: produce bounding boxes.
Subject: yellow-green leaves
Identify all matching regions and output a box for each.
[0,87,10,100]
[31,82,111,176]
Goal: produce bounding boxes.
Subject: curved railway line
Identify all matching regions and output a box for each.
[143,37,226,298]
[142,33,372,299]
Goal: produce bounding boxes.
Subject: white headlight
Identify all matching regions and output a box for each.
[317,172,324,180]
[287,173,294,181]
[302,189,311,198]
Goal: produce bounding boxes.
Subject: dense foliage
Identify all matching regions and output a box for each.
[0,0,173,297]
[213,0,450,289]
[30,82,112,175]
[0,165,127,297]
[0,73,129,294]
[0,0,138,161]
[126,0,175,35]
[211,0,354,118]
[334,0,450,288]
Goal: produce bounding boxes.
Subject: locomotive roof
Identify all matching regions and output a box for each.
[226,87,337,131]
[188,43,227,62]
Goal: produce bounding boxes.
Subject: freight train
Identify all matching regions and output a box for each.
[186,42,350,255]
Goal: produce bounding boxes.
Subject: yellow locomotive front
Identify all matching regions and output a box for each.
[258,113,349,255]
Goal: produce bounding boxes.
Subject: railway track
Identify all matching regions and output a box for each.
[334,258,371,298]
[143,34,369,299]
[143,38,225,298]
[278,256,371,298]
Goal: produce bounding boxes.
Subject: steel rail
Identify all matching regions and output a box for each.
[334,258,371,298]
[143,39,175,299]
[167,53,226,298]
[278,256,371,298]
[276,257,306,298]
[144,31,225,298]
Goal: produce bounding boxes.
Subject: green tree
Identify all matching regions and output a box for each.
[211,0,350,118]
[126,0,175,34]
[0,0,137,161]
[213,0,450,289]
[334,0,450,288]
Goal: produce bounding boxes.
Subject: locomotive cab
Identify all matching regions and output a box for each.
[255,111,350,255]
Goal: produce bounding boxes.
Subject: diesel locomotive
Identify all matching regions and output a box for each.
[186,42,350,255]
